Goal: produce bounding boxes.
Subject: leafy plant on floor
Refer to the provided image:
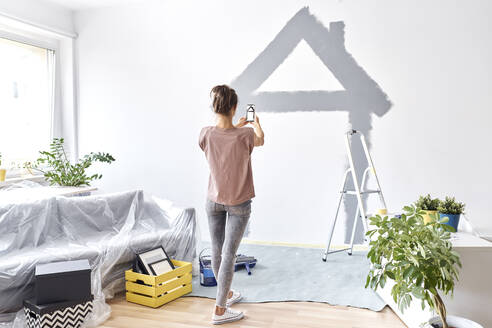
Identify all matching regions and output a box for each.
[438,197,465,215]
[414,194,441,211]
[365,205,461,328]
[25,138,115,187]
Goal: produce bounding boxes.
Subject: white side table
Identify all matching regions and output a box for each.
[376,232,492,328]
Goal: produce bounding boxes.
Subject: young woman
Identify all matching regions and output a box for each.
[199,85,264,324]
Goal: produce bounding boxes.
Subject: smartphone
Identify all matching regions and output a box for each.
[246,104,255,122]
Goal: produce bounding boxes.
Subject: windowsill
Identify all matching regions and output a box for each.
[0,174,45,187]
[0,175,97,202]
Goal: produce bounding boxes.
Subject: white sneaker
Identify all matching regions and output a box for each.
[226,290,242,307]
[212,307,244,325]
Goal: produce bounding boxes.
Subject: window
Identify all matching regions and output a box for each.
[0,36,55,173]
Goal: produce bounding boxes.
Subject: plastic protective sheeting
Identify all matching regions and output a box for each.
[0,190,198,328]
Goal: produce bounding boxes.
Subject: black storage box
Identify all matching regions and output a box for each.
[35,260,91,304]
[24,295,93,328]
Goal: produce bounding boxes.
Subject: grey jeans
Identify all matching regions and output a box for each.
[206,199,251,307]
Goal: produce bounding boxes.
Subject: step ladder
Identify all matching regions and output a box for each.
[322,130,387,261]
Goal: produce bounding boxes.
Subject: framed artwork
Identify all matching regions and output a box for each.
[149,260,175,276]
[136,246,175,275]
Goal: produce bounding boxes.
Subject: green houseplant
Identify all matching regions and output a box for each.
[25,138,115,187]
[365,205,462,328]
[438,197,465,232]
[415,194,441,224]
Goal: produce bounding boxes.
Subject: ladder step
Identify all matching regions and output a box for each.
[341,190,381,195]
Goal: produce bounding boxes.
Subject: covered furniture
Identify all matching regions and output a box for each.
[0,190,197,325]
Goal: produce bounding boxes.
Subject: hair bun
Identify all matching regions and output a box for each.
[210,85,238,115]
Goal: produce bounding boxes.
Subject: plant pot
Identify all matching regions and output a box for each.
[422,210,438,224]
[0,169,6,182]
[428,315,483,328]
[439,213,460,232]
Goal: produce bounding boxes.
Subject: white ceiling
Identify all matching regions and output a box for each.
[44,0,147,11]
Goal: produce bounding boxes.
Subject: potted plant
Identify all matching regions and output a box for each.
[25,138,115,187]
[415,194,441,224]
[438,197,465,232]
[0,152,6,182]
[365,205,482,328]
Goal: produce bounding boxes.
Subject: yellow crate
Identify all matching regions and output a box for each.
[125,259,192,308]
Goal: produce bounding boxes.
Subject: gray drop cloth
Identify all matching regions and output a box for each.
[189,243,385,311]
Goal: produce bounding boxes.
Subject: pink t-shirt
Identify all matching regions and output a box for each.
[199,126,255,206]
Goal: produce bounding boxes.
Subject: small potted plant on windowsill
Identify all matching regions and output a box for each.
[0,152,6,182]
[438,197,465,232]
[25,138,115,187]
[415,194,441,224]
[365,205,483,328]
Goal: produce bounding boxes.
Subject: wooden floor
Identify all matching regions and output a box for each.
[101,294,406,328]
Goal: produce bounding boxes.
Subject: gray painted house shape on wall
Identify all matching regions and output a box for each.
[231,7,392,242]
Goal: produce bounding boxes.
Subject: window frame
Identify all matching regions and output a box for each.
[0,28,63,179]
[0,28,60,138]
[0,28,58,52]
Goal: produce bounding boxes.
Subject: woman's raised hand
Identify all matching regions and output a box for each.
[251,115,264,147]
[234,117,248,128]
[252,114,260,127]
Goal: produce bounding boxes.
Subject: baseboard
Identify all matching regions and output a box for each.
[242,238,368,251]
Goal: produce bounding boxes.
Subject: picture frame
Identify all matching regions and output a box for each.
[136,246,175,275]
[149,260,175,276]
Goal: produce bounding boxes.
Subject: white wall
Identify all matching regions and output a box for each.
[74,0,492,244]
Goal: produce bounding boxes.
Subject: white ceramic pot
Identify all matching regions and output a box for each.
[427,315,483,328]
